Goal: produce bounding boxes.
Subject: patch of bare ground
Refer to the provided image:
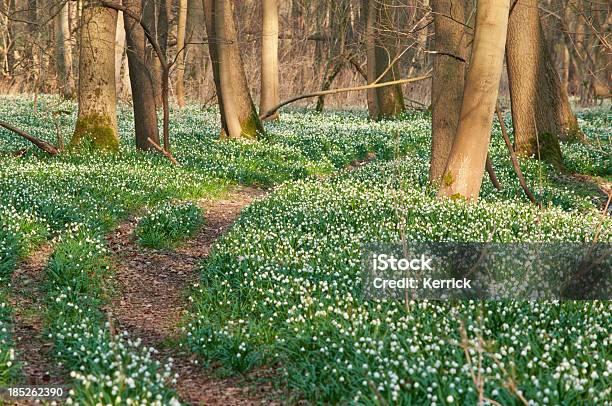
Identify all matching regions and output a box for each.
[106,186,282,405]
[5,244,68,405]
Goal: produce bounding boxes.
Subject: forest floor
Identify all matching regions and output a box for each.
[7,187,278,405]
[10,244,68,397]
[4,158,380,405]
[105,186,276,405]
[0,96,609,404]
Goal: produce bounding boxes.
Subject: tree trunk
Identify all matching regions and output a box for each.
[143,0,167,108]
[71,1,119,152]
[186,0,205,100]
[506,0,578,169]
[54,1,75,99]
[123,0,160,150]
[439,0,510,200]
[205,0,264,139]
[259,0,280,120]
[429,0,468,182]
[315,59,343,112]
[561,43,570,95]
[115,12,127,97]
[175,0,188,108]
[202,0,226,131]
[364,0,405,120]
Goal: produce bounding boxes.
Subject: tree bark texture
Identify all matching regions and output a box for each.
[439,0,510,200]
[259,0,280,120]
[124,0,160,150]
[364,0,405,120]
[506,0,578,168]
[429,0,468,182]
[71,1,119,151]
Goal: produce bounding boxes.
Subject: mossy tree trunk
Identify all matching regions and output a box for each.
[123,0,160,150]
[204,0,264,139]
[363,0,405,120]
[429,0,468,182]
[438,0,510,200]
[506,0,578,170]
[71,0,119,152]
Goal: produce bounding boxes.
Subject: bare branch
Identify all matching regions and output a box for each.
[147,137,179,165]
[0,120,59,155]
[260,73,432,120]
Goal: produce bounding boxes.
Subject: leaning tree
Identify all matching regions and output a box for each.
[438,0,511,200]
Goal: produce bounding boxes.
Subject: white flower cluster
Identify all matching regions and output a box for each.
[186,155,610,403]
[45,225,181,404]
[0,298,18,385]
[135,202,205,249]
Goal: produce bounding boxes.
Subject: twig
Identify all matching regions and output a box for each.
[0,120,59,155]
[147,137,180,166]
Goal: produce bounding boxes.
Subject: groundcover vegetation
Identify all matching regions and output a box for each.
[186,114,611,403]
[0,95,435,401]
[0,95,609,403]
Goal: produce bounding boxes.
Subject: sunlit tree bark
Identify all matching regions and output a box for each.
[259,0,280,120]
[429,0,468,182]
[439,0,510,200]
[54,1,75,99]
[175,0,188,108]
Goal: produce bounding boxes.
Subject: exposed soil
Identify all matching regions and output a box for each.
[106,186,279,405]
[7,244,68,405]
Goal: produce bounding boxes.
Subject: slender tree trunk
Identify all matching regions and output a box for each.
[205,0,264,139]
[259,0,280,120]
[71,0,119,151]
[55,1,75,99]
[187,0,205,100]
[4,0,17,77]
[123,0,160,150]
[315,59,343,112]
[429,0,468,182]
[202,0,226,131]
[143,0,167,108]
[175,0,188,108]
[115,12,127,97]
[120,50,131,99]
[364,0,405,120]
[439,0,510,200]
[561,43,570,94]
[506,0,578,169]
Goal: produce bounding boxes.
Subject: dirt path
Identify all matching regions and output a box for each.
[7,244,68,405]
[106,186,277,405]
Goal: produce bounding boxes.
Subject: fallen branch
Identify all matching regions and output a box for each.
[147,137,180,166]
[260,73,432,120]
[0,120,59,155]
[495,105,538,204]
